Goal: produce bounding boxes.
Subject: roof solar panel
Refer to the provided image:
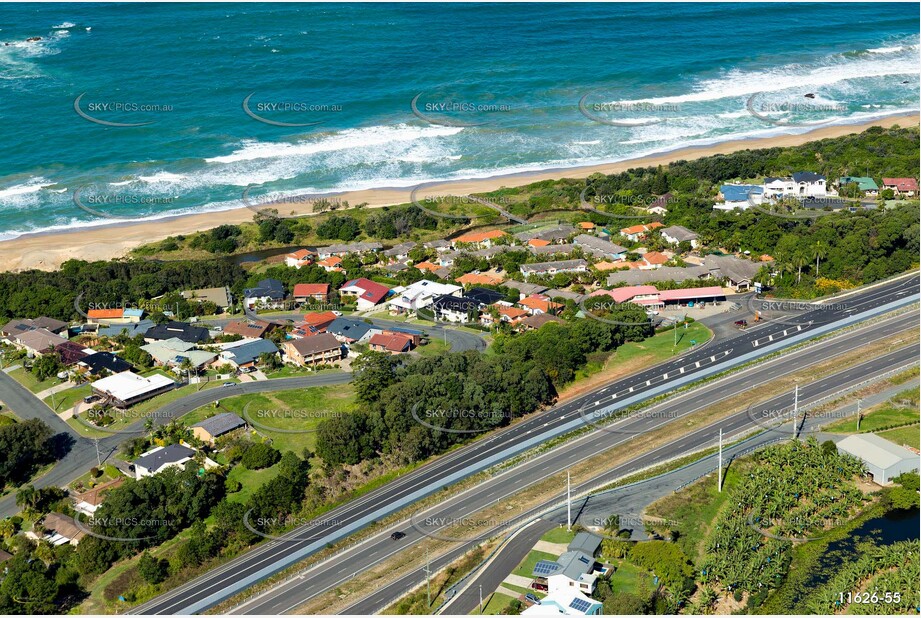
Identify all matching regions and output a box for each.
[578,556,590,564]
[533,560,560,576]
[569,598,592,612]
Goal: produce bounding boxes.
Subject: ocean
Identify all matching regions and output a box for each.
[0,2,918,240]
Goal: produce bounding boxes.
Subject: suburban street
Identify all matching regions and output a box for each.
[0,372,352,519]
[130,274,918,615]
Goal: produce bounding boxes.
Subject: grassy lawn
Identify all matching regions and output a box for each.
[69,464,122,493]
[197,385,357,454]
[415,338,450,357]
[825,403,919,434]
[478,591,517,615]
[568,321,711,386]
[225,463,283,504]
[645,458,748,563]
[539,526,576,545]
[609,559,651,595]
[7,366,64,394]
[878,424,920,449]
[512,550,559,579]
[45,382,92,413]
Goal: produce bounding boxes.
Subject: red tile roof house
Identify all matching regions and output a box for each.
[368,332,414,354]
[882,178,918,197]
[285,249,316,269]
[293,283,331,303]
[291,311,340,338]
[338,278,391,311]
[450,229,508,249]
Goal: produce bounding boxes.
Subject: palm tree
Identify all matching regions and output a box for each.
[812,241,827,277]
[792,251,808,284]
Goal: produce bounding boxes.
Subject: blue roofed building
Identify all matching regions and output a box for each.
[716,184,762,211]
[217,338,279,369]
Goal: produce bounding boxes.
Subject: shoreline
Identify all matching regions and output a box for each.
[2,113,917,273]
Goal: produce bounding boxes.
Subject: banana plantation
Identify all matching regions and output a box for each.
[699,438,868,596]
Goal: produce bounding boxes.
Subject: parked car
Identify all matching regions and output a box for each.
[734,319,748,328]
[530,582,548,592]
[390,531,406,541]
[524,593,541,605]
[222,382,235,387]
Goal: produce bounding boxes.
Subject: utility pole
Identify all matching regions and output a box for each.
[478,584,483,614]
[717,428,723,492]
[856,398,862,431]
[566,470,571,531]
[793,384,799,438]
[94,438,102,468]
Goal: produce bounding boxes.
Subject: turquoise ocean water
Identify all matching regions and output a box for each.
[0,2,918,239]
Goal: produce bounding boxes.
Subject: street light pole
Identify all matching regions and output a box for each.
[478,584,483,614]
[717,428,723,492]
[566,470,571,532]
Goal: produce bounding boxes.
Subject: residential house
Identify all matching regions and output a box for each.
[326,317,380,343]
[618,221,663,242]
[96,319,155,339]
[792,171,828,196]
[283,333,343,365]
[217,338,279,370]
[839,176,879,196]
[380,327,423,346]
[530,243,577,257]
[222,319,279,339]
[133,444,196,479]
[660,225,700,249]
[243,278,286,310]
[545,289,586,303]
[385,262,408,274]
[455,272,505,286]
[141,337,216,371]
[292,283,331,303]
[144,321,210,344]
[646,192,673,215]
[703,254,765,292]
[0,317,68,337]
[423,239,452,252]
[503,280,549,299]
[520,259,588,280]
[414,261,441,274]
[573,234,627,261]
[465,287,506,306]
[86,308,144,325]
[55,341,91,366]
[10,328,70,356]
[382,242,417,262]
[291,311,339,338]
[481,305,530,327]
[451,229,508,248]
[78,351,135,376]
[191,412,247,444]
[431,295,483,323]
[715,184,762,211]
[762,176,796,199]
[577,221,596,231]
[532,550,598,595]
[881,177,918,197]
[339,278,391,310]
[521,591,602,616]
[517,294,563,316]
[368,332,415,354]
[284,248,316,269]
[317,256,345,273]
[517,313,564,331]
[73,477,124,516]
[591,285,660,306]
[180,287,232,312]
[316,241,382,259]
[40,513,86,546]
[388,280,461,313]
[640,251,669,269]
[91,371,176,407]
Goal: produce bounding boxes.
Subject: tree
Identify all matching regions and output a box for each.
[138,552,168,584]
[603,592,647,615]
[31,354,62,382]
[240,443,281,470]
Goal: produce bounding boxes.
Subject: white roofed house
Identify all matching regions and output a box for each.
[387,280,462,314]
[91,371,177,408]
[520,259,588,281]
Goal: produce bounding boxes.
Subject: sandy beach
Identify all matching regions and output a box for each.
[1,113,917,273]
